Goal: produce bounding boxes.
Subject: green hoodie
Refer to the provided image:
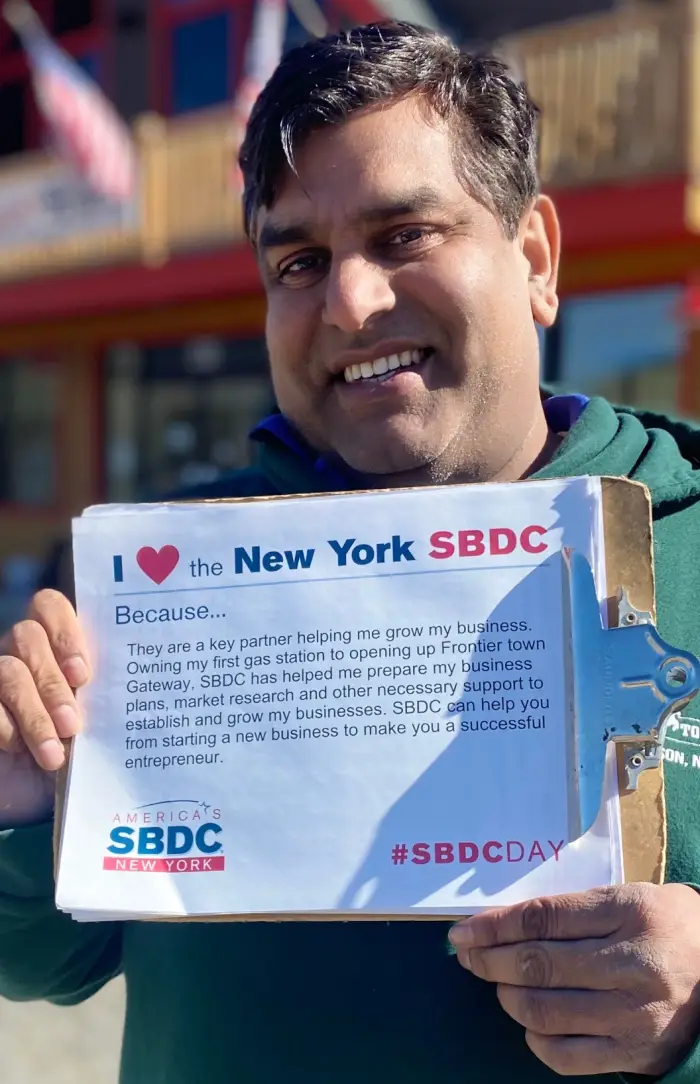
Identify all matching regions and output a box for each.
[1,397,700,1084]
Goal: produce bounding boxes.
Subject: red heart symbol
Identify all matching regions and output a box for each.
[136,545,180,584]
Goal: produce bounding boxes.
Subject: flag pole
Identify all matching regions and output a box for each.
[2,0,42,34]
[287,0,328,38]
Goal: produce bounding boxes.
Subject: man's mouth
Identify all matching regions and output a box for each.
[341,347,434,385]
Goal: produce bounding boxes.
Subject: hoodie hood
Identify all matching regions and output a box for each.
[534,397,700,512]
[254,396,700,511]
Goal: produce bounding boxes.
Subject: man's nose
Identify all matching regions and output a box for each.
[322,255,396,332]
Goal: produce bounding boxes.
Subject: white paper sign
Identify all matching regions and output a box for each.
[0,160,139,252]
[57,477,622,920]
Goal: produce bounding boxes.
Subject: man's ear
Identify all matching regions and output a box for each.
[521,194,560,329]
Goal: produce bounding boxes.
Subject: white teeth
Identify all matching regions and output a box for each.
[342,348,428,383]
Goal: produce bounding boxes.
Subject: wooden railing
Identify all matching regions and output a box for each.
[2,4,700,286]
[500,3,690,187]
[137,109,244,266]
[0,105,244,285]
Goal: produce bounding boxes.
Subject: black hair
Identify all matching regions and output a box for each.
[239,20,540,241]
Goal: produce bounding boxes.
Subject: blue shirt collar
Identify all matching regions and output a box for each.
[544,392,589,435]
[250,393,590,491]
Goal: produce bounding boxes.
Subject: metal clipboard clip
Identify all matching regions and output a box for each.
[562,548,700,839]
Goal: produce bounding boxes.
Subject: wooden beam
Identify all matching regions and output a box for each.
[559,238,700,296]
[0,294,267,352]
[0,245,262,329]
[550,177,689,254]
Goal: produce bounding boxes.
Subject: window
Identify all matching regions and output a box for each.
[105,338,274,501]
[154,0,250,115]
[579,362,680,417]
[171,11,232,114]
[0,360,60,506]
[0,81,26,157]
[53,0,95,36]
[552,288,683,415]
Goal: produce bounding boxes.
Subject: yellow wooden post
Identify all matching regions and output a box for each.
[136,113,170,269]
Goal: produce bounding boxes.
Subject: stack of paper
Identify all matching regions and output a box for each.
[55,477,625,922]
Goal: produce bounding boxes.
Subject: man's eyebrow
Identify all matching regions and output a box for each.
[257,221,314,251]
[257,188,446,252]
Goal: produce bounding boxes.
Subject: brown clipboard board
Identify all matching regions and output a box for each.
[600,477,665,886]
[53,475,667,918]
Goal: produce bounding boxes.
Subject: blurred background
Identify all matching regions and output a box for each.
[0,0,697,1079]
[0,0,695,626]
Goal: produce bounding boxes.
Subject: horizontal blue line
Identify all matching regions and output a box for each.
[111,560,552,598]
[133,799,200,810]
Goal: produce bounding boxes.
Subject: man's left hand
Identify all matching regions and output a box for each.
[448,883,700,1077]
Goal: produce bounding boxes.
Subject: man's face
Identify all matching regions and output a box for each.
[257,96,559,482]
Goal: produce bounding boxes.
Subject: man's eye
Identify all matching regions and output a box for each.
[387,226,432,248]
[277,252,327,283]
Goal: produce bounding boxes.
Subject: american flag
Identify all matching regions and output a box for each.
[231,0,288,191]
[3,0,137,202]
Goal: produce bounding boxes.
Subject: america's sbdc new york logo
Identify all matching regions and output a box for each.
[104,799,224,873]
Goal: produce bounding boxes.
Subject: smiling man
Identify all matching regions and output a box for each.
[248,41,561,488]
[2,20,700,1084]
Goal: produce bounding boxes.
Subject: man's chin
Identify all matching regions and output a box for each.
[332,438,437,481]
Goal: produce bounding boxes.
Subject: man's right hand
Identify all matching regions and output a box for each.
[0,590,89,771]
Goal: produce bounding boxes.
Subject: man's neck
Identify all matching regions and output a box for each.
[252,396,579,492]
[355,412,561,491]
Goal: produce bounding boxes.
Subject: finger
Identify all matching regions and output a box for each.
[25,590,90,688]
[497,985,624,1036]
[449,889,628,950]
[460,938,619,990]
[525,1032,621,1076]
[0,703,19,751]
[0,656,66,770]
[4,619,81,738]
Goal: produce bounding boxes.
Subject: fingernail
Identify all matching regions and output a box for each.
[448,923,475,949]
[52,704,81,738]
[62,655,88,687]
[37,739,65,771]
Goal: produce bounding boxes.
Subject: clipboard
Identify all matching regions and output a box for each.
[599,477,668,885]
[52,476,700,919]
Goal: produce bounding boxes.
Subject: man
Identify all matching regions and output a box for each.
[1,21,700,1084]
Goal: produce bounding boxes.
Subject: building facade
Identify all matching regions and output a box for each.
[0,0,698,621]
[0,0,385,621]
